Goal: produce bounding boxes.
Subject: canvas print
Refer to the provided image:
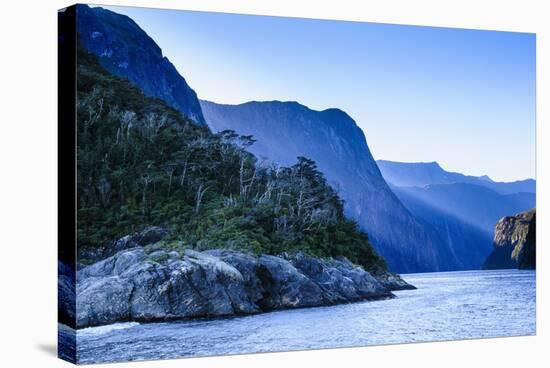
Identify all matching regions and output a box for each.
[58,4,536,364]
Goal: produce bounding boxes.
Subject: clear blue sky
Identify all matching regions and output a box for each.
[101,5,536,182]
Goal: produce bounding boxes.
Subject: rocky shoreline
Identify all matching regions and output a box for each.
[69,246,415,329]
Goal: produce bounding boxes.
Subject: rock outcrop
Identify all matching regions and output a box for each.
[483,209,536,269]
[78,226,169,265]
[75,247,414,328]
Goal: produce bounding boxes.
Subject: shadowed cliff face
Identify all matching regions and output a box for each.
[483,209,536,270]
[76,5,206,125]
[389,184,493,270]
[201,100,460,273]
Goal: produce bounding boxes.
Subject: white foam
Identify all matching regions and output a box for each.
[78,322,140,337]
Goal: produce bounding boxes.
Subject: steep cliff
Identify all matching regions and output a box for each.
[483,209,536,269]
[76,5,205,125]
[201,100,459,273]
[390,184,493,270]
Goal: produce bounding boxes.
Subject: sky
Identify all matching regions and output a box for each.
[102,5,536,182]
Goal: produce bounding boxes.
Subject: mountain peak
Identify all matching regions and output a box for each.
[377,160,443,170]
[202,100,361,133]
[478,175,493,182]
[321,107,355,121]
[200,99,460,272]
[77,4,206,125]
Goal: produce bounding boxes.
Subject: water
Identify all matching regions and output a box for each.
[71,269,536,364]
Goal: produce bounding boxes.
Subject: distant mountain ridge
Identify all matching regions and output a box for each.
[76,5,206,125]
[377,160,535,195]
[380,161,535,269]
[201,99,460,273]
[392,182,535,235]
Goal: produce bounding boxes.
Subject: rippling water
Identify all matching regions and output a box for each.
[69,269,536,364]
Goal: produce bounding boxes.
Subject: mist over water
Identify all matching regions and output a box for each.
[69,269,535,364]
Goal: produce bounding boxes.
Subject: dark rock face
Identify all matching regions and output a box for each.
[519,214,536,269]
[76,248,412,328]
[483,209,536,270]
[257,255,325,309]
[371,269,417,291]
[78,226,168,264]
[76,5,205,125]
[200,100,457,273]
[287,253,403,302]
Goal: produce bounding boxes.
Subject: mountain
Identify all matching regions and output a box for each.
[75,46,386,273]
[76,5,206,125]
[377,160,535,195]
[390,185,493,269]
[379,161,535,269]
[201,100,460,273]
[483,209,536,269]
[392,183,535,235]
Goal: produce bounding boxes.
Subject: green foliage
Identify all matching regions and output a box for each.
[76,47,386,271]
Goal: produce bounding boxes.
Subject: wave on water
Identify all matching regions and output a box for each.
[78,322,140,337]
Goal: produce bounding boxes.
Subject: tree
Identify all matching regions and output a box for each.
[75,45,386,272]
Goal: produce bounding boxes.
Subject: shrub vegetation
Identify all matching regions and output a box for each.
[76,47,386,271]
